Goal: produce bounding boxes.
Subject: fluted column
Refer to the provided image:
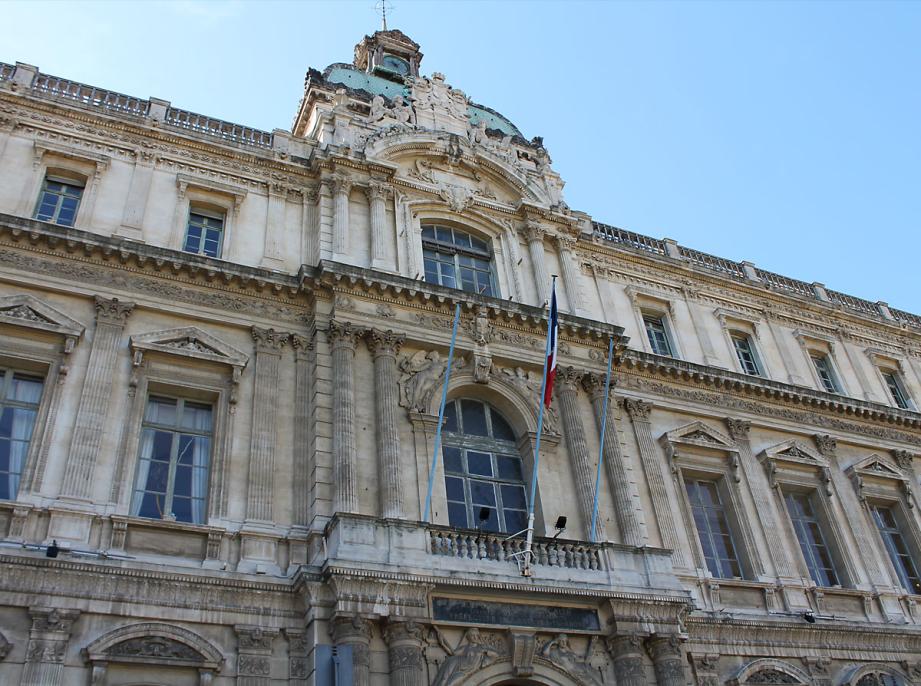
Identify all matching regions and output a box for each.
[556,367,605,540]
[291,334,314,528]
[726,417,793,577]
[367,329,406,519]
[554,234,583,315]
[647,636,687,686]
[607,635,647,686]
[366,181,392,271]
[384,620,425,686]
[245,327,288,523]
[624,399,686,566]
[20,608,79,686]
[329,321,361,514]
[583,374,645,546]
[332,615,372,686]
[332,174,353,259]
[61,296,134,499]
[235,626,278,686]
[302,186,320,265]
[524,222,549,305]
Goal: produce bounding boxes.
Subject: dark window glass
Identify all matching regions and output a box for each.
[643,315,673,357]
[732,334,762,376]
[0,370,43,501]
[421,224,496,296]
[132,395,213,525]
[871,505,921,594]
[785,491,839,586]
[184,211,225,258]
[881,371,912,410]
[811,355,841,394]
[441,399,525,533]
[684,478,742,578]
[34,176,84,227]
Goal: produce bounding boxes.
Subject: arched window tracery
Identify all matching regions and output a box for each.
[422,224,496,297]
[442,398,527,533]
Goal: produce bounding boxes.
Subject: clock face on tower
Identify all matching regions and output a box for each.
[381,54,410,76]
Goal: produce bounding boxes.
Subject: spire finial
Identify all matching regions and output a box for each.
[375,0,393,30]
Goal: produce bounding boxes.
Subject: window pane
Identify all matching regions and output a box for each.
[9,375,43,403]
[685,478,743,579]
[445,476,465,501]
[497,455,523,480]
[181,402,213,432]
[467,450,493,477]
[171,496,192,523]
[448,501,468,528]
[442,401,458,432]
[145,397,177,425]
[460,400,488,436]
[500,484,526,510]
[477,507,500,532]
[443,446,463,473]
[421,226,435,240]
[470,480,497,506]
[504,509,527,534]
[490,410,515,441]
[138,492,166,519]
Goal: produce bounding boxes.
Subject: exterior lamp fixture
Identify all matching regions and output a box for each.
[803,610,816,624]
[552,516,567,539]
[46,540,59,558]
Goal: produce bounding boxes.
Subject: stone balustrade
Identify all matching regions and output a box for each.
[428,527,603,571]
[32,73,149,116]
[165,107,273,148]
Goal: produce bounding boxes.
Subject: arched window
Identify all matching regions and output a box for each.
[857,674,900,686]
[422,225,496,296]
[442,399,526,533]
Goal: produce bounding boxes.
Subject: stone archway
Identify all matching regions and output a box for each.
[83,622,223,686]
[459,657,600,686]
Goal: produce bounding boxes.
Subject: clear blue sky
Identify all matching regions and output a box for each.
[3,1,919,313]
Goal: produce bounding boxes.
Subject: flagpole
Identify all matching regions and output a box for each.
[522,276,557,576]
[589,336,615,542]
[422,302,461,524]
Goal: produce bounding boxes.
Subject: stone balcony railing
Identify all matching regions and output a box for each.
[428,526,603,570]
[593,220,920,332]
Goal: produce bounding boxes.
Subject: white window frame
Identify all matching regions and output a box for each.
[715,309,768,378]
[626,287,683,359]
[25,142,109,229]
[420,223,499,297]
[866,350,917,411]
[170,174,245,260]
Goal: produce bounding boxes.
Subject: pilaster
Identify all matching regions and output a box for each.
[60,296,134,501]
[366,181,393,271]
[20,607,80,686]
[383,620,426,686]
[117,148,155,239]
[583,374,646,546]
[367,328,406,519]
[624,398,686,566]
[291,334,314,530]
[235,625,278,686]
[554,234,584,316]
[284,628,309,684]
[263,182,288,267]
[556,367,605,541]
[524,222,549,305]
[332,174,353,260]
[245,327,289,523]
[329,320,362,514]
[331,614,372,686]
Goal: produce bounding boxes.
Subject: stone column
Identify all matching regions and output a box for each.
[263,182,288,266]
[302,186,319,265]
[366,181,392,271]
[606,635,647,686]
[725,417,793,577]
[235,626,278,686]
[556,367,605,540]
[524,222,549,305]
[332,174,353,260]
[583,375,645,546]
[646,635,687,686]
[291,334,314,528]
[624,399,686,567]
[61,296,134,500]
[384,620,425,686]
[245,327,288,523]
[367,329,406,519]
[329,321,361,514]
[331,615,372,686]
[20,608,79,686]
[554,234,583,316]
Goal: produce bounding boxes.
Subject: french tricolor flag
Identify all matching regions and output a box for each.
[543,284,559,407]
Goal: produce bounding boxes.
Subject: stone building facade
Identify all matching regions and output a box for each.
[0,28,919,686]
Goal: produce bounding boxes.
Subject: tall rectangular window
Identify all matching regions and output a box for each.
[731,333,762,376]
[0,369,44,501]
[784,491,839,586]
[811,354,842,394]
[34,175,84,227]
[643,314,674,357]
[871,505,921,594]
[183,210,225,259]
[881,370,912,410]
[421,225,495,296]
[684,478,742,578]
[131,395,213,525]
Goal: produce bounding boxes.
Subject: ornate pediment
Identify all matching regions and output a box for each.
[661,421,737,454]
[760,440,826,468]
[130,327,248,369]
[846,454,906,482]
[84,622,223,671]
[0,293,85,339]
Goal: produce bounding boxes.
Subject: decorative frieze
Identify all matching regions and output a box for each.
[235,625,278,686]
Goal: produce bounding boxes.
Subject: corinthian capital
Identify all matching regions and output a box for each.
[623,398,652,422]
[327,320,362,350]
[725,418,751,442]
[366,328,405,358]
[331,174,354,196]
[582,371,616,401]
[331,614,372,643]
[251,326,289,352]
[365,180,393,201]
[557,366,584,392]
[554,233,578,251]
[93,296,135,326]
[523,221,545,243]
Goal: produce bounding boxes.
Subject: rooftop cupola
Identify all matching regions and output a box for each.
[353,29,423,81]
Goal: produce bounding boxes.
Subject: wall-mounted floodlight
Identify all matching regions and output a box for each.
[803,610,816,624]
[552,516,567,539]
[45,540,59,558]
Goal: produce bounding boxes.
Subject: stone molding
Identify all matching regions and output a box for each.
[93,294,134,326]
[251,325,289,352]
[84,621,224,670]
